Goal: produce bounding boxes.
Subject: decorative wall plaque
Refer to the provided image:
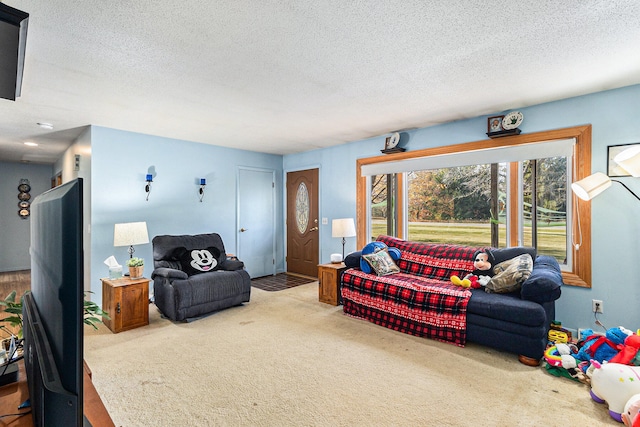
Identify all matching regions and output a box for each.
[18,179,31,219]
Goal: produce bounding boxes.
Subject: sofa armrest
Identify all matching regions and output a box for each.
[219,258,245,271]
[520,255,563,303]
[152,267,188,280]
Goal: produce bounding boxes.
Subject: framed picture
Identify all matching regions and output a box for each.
[487,115,504,133]
[607,143,640,177]
[384,132,400,150]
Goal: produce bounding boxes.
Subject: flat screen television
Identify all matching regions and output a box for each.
[23,178,88,426]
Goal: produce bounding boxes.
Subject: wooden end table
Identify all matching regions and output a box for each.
[318,262,347,305]
[101,276,150,333]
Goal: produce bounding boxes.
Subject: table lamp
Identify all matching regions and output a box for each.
[332,218,356,261]
[114,221,149,258]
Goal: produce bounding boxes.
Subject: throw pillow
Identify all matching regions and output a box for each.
[520,255,563,303]
[362,248,400,276]
[344,251,362,269]
[485,253,533,294]
[172,246,221,276]
[490,247,536,266]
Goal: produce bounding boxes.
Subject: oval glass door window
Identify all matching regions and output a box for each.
[296,182,309,234]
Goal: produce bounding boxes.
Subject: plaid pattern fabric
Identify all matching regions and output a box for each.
[378,235,480,280]
[341,236,483,347]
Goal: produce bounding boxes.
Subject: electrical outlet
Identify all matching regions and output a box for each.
[578,328,590,340]
[592,299,603,314]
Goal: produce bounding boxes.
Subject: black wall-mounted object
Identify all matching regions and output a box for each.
[0,3,29,101]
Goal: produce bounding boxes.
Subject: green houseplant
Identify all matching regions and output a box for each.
[0,290,110,340]
[0,290,26,339]
[126,257,144,279]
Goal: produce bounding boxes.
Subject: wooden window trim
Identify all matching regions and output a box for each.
[356,125,592,288]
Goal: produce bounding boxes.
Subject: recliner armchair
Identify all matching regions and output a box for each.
[151,233,251,321]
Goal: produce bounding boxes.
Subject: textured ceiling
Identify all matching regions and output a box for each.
[1,0,639,164]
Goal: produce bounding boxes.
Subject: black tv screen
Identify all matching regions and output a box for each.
[24,178,85,426]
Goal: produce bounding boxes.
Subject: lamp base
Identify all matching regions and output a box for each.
[330,253,342,263]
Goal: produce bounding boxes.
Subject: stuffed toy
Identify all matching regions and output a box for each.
[451,274,480,288]
[545,343,578,368]
[611,334,640,365]
[450,274,487,289]
[472,249,494,285]
[450,249,494,289]
[622,394,640,427]
[544,343,586,382]
[577,327,628,364]
[590,361,640,423]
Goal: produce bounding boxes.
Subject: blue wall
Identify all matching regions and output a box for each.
[86,85,640,332]
[283,84,640,334]
[89,126,284,303]
[0,161,53,272]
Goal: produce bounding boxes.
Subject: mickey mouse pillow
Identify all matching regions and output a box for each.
[172,246,221,276]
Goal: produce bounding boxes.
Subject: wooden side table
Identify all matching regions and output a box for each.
[318,263,348,305]
[101,277,150,333]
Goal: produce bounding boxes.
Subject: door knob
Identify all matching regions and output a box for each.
[309,227,319,232]
[240,228,248,232]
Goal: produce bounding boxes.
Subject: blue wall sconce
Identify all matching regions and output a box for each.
[199,178,206,202]
[145,174,153,201]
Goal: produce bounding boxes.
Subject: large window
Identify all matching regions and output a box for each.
[398,157,569,268]
[357,126,592,287]
[404,165,507,248]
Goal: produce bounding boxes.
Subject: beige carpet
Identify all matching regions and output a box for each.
[84,283,615,427]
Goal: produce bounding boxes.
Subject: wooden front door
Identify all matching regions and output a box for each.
[286,169,319,277]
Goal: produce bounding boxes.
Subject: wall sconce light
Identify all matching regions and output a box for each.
[145,174,153,201]
[199,178,206,202]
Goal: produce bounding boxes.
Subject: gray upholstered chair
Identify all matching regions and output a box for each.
[151,233,250,321]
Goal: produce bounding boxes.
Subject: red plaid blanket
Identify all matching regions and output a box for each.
[341,236,480,346]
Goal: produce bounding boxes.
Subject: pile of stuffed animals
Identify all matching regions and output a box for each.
[544,326,640,425]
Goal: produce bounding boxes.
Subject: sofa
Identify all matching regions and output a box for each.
[151,233,251,321]
[341,235,563,365]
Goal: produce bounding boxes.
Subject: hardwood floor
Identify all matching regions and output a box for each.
[0,270,30,338]
[251,272,316,292]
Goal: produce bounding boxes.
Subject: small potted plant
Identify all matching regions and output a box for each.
[127,257,144,279]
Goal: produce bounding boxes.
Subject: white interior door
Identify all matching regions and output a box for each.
[237,167,276,278]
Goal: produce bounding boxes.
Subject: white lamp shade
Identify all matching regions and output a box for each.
[332,218,356,238]
[114,222,150,246]
[570,172,612,201]
[614,145,640,177]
